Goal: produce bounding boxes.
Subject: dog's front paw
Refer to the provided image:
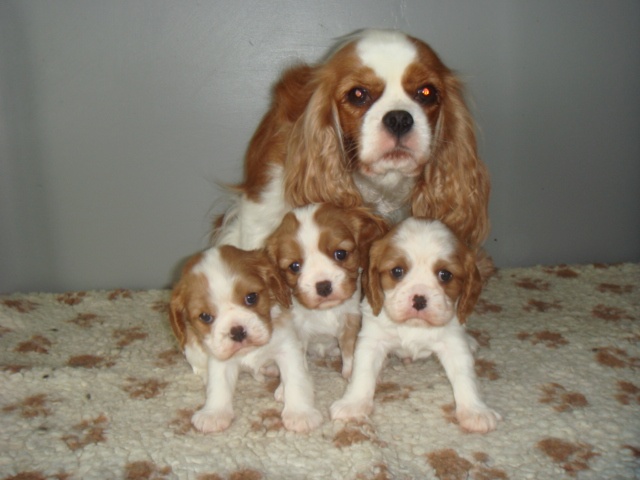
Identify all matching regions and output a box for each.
[281,406,323,433]
[330,397,373,421]
[457,406,501,433]
[191,408,234,433]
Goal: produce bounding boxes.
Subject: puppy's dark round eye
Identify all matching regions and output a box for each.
[347,87,370,106]
[438,270,453,283]
[199,312,214,324]
[415,84,438,106]
[391,266,404,279]
[334,250,348,261]
[244,292,258,306]
[289,261,301,273]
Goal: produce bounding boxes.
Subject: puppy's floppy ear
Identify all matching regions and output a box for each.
[169,287,188,351]
[343,207,389,274]
[264,211,298,267]
[363,238,386,316]
[347,207,389,250]
[251,249,292,309]
[456,247,483,324]
[168,253,203,350]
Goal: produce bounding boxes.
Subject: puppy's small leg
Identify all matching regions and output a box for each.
[191,358,239,433]
[436,331,500,433]
[338,313,362,379]
[331,336,387,420]
[274,329,323,433]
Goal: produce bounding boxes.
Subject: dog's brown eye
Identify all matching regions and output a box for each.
[438,269,453,283]
[199,312,214,324]
[391,266,404,279]
[415,84,438,106]
[245,292,258,306]
[347,87,370,106]
[334,250,348,261]
[289,261,301,273]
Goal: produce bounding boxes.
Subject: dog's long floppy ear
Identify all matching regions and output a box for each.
[456,246,483,324]
[363,238,386,316]
[169,285,188,351]
[251,249,292,310]
[344,207,389,275]
[168,253,203,350]
[347,208,389,250]
[264,212,298,267]
[283,74,362,210]
[411,71,491,250]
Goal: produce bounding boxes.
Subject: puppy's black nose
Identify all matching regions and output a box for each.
[316,280,333,297]
[413,295,427,311]
[383,110,414,137]
[230,326,247,343]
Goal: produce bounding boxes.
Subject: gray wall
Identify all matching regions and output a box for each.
[1,1,639,294]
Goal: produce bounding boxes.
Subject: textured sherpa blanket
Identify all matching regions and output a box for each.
[1,263,639,480]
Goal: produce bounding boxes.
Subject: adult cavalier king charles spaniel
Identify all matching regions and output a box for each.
[215,29,490,271]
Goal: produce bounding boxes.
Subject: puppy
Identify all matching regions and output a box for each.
[330,218,500,433]
[265,203,387,379]
[215,29,490,270]
[169,245,322,433]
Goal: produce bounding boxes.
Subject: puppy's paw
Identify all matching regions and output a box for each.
[330,398,373,421]
[191,408,234,433]
[457,406,501,433]
[281,406,323,433]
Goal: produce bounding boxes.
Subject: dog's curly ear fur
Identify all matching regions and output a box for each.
[411,72,491,250]
[363,238,386,316]
[283,76,362,210]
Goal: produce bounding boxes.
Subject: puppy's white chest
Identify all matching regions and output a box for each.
[393,327,437,361]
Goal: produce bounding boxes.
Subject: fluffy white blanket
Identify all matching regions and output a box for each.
[1,263,638,479]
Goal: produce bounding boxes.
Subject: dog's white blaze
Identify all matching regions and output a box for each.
[356,30,416,82]
[355,31,432,176]
[294,205,346,297]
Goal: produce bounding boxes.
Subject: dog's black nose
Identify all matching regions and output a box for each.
[413,295,427,311]
[230,326,247,343]
[316,280,333,297]
[383,110,414,137]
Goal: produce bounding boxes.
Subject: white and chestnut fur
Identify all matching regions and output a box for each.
[330,218,500,433]
[265,203,387,378]
[169,245,322,433]
[214,29,491,277]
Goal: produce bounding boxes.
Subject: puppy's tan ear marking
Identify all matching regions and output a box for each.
[168,252,203,350]
[169,287,188,350]
[456,247,483,324]
[349,208,389,249]
[264,211,297,266]
[363,238,385,316]
[268,266,292,309]
[253,249,292,309]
